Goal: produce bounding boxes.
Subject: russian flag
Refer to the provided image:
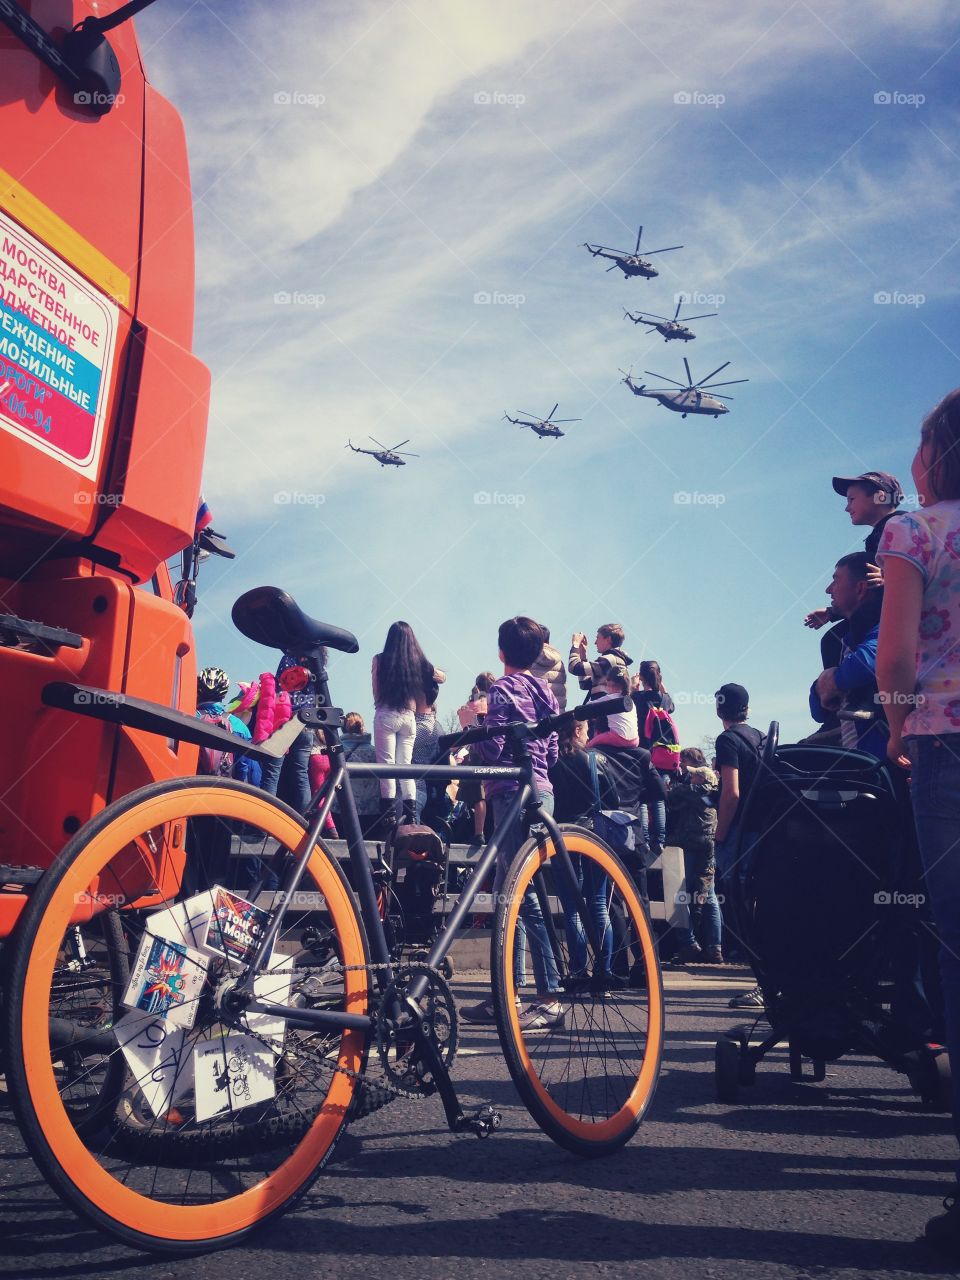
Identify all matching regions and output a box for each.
[195,496,214,536]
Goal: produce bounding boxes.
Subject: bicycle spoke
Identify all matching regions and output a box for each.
[7,780,370,1251]
[493,826,663,1152]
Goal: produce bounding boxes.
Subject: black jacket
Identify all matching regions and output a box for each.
[595,745,666,814]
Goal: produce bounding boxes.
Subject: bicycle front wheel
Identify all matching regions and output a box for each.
[4,777,370,1254]
[491,824,663,1156]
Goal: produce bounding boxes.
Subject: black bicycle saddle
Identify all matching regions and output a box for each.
[232,586,359,655]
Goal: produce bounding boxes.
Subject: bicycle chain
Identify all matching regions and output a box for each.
[264,958,449,1102]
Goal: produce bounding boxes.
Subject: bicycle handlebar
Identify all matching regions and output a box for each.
[436,695,632,754]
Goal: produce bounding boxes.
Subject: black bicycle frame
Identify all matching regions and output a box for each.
[242,706,605,1030]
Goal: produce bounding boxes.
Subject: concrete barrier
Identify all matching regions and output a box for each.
[241,836,691,969]
[320,839,690,930]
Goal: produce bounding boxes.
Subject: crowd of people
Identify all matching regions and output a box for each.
[197,386,960,1255]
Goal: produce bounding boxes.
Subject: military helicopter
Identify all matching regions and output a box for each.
[583,224,682,279]
[623,298,718,342]
[621,358,748,419]
[503,404,581,439]
[346,436,419,466]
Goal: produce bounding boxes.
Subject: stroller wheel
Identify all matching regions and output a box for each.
[914,1046,952,1112]
[715,1037,740,1103]
[728,1027,756,1085]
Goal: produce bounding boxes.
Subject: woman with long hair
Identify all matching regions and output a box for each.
[633,659,677,850]
[877,388,960,1255]
[634,659,676,744]
[372,621,445,825]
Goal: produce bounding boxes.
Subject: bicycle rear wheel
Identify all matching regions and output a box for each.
[4,777,370,1254]
[491,824,663,1156]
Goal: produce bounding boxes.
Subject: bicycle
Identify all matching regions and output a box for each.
[3,585,664,1254]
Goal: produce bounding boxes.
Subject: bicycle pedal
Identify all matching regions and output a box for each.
[455,1104,502,1138]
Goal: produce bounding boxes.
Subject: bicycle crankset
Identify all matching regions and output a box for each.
[374,963,458,1096]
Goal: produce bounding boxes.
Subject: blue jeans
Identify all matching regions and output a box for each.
[256,726,313,892]
[559,846,615,976]
[640,799,666,854]
[677,841,722,952]
[714,820,753,962]
[260,727,313,814]
[907,733,960,1169]
[493,792,560,996]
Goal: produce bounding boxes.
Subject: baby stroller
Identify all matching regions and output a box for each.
[714,721,948,1107]
[385,820,455,977]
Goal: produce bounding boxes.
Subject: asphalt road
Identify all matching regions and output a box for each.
[0,964,955,1280]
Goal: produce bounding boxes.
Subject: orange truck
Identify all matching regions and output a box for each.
[0,0,208,934]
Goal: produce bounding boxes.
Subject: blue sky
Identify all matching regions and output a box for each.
[137,0,960,749]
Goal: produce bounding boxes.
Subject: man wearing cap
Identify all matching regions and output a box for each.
[804,472,904,683]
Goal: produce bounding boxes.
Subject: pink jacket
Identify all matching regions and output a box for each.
[252,672,294,745]
[308,750,339,835]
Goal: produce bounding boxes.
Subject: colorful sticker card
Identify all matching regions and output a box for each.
[193,1032,277,1123]
[145,890,215,951]
[247,953,295,1051]
[203,887,271,966]
[123,934,208,1030]
[113,1009,193,1119]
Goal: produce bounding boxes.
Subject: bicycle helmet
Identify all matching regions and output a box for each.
[197,665,230,702]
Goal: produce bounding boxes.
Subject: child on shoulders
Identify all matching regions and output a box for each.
[586,668,639,749]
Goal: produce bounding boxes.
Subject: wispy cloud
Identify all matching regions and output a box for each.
[140,0,960,746]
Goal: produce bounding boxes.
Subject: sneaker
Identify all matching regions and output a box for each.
[728,984,764,1009]
[518,1001,566,1033]
[926,1194,960,1256]
[628,960,648,989]
[460,998,497,1024]
[671,943,703,965]
[701,947,724,964]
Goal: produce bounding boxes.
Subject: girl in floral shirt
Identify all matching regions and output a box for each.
[877,386,960,1255]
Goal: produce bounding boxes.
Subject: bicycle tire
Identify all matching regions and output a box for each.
[491,823,663,1156]
[50,908,130,1138]
[4,777,371,1254]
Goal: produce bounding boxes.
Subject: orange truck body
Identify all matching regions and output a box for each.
[0,2,208,933]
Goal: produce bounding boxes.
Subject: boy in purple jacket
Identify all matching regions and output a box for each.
[460,616,564,1031]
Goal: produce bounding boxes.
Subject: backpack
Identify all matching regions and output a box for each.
[586,750,640,853]
[197,713,235,777]
[644,704,681,772]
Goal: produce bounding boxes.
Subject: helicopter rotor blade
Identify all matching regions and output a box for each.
[634,225,643,254]
[644,370,687,389]
[635,311,669,323]
[552,418,581,423]
[396,451,420,457]
[695,362,731,387]
[645,245,684,255]
[389,439,411,450]
[605,263,618,272]
[704,392,734,402]
[369,435,390,450]
[682,312,718,321]
[548,404,559,420]
[683,357,693,388]
[673,298,683,320]
[702,378,749,388]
